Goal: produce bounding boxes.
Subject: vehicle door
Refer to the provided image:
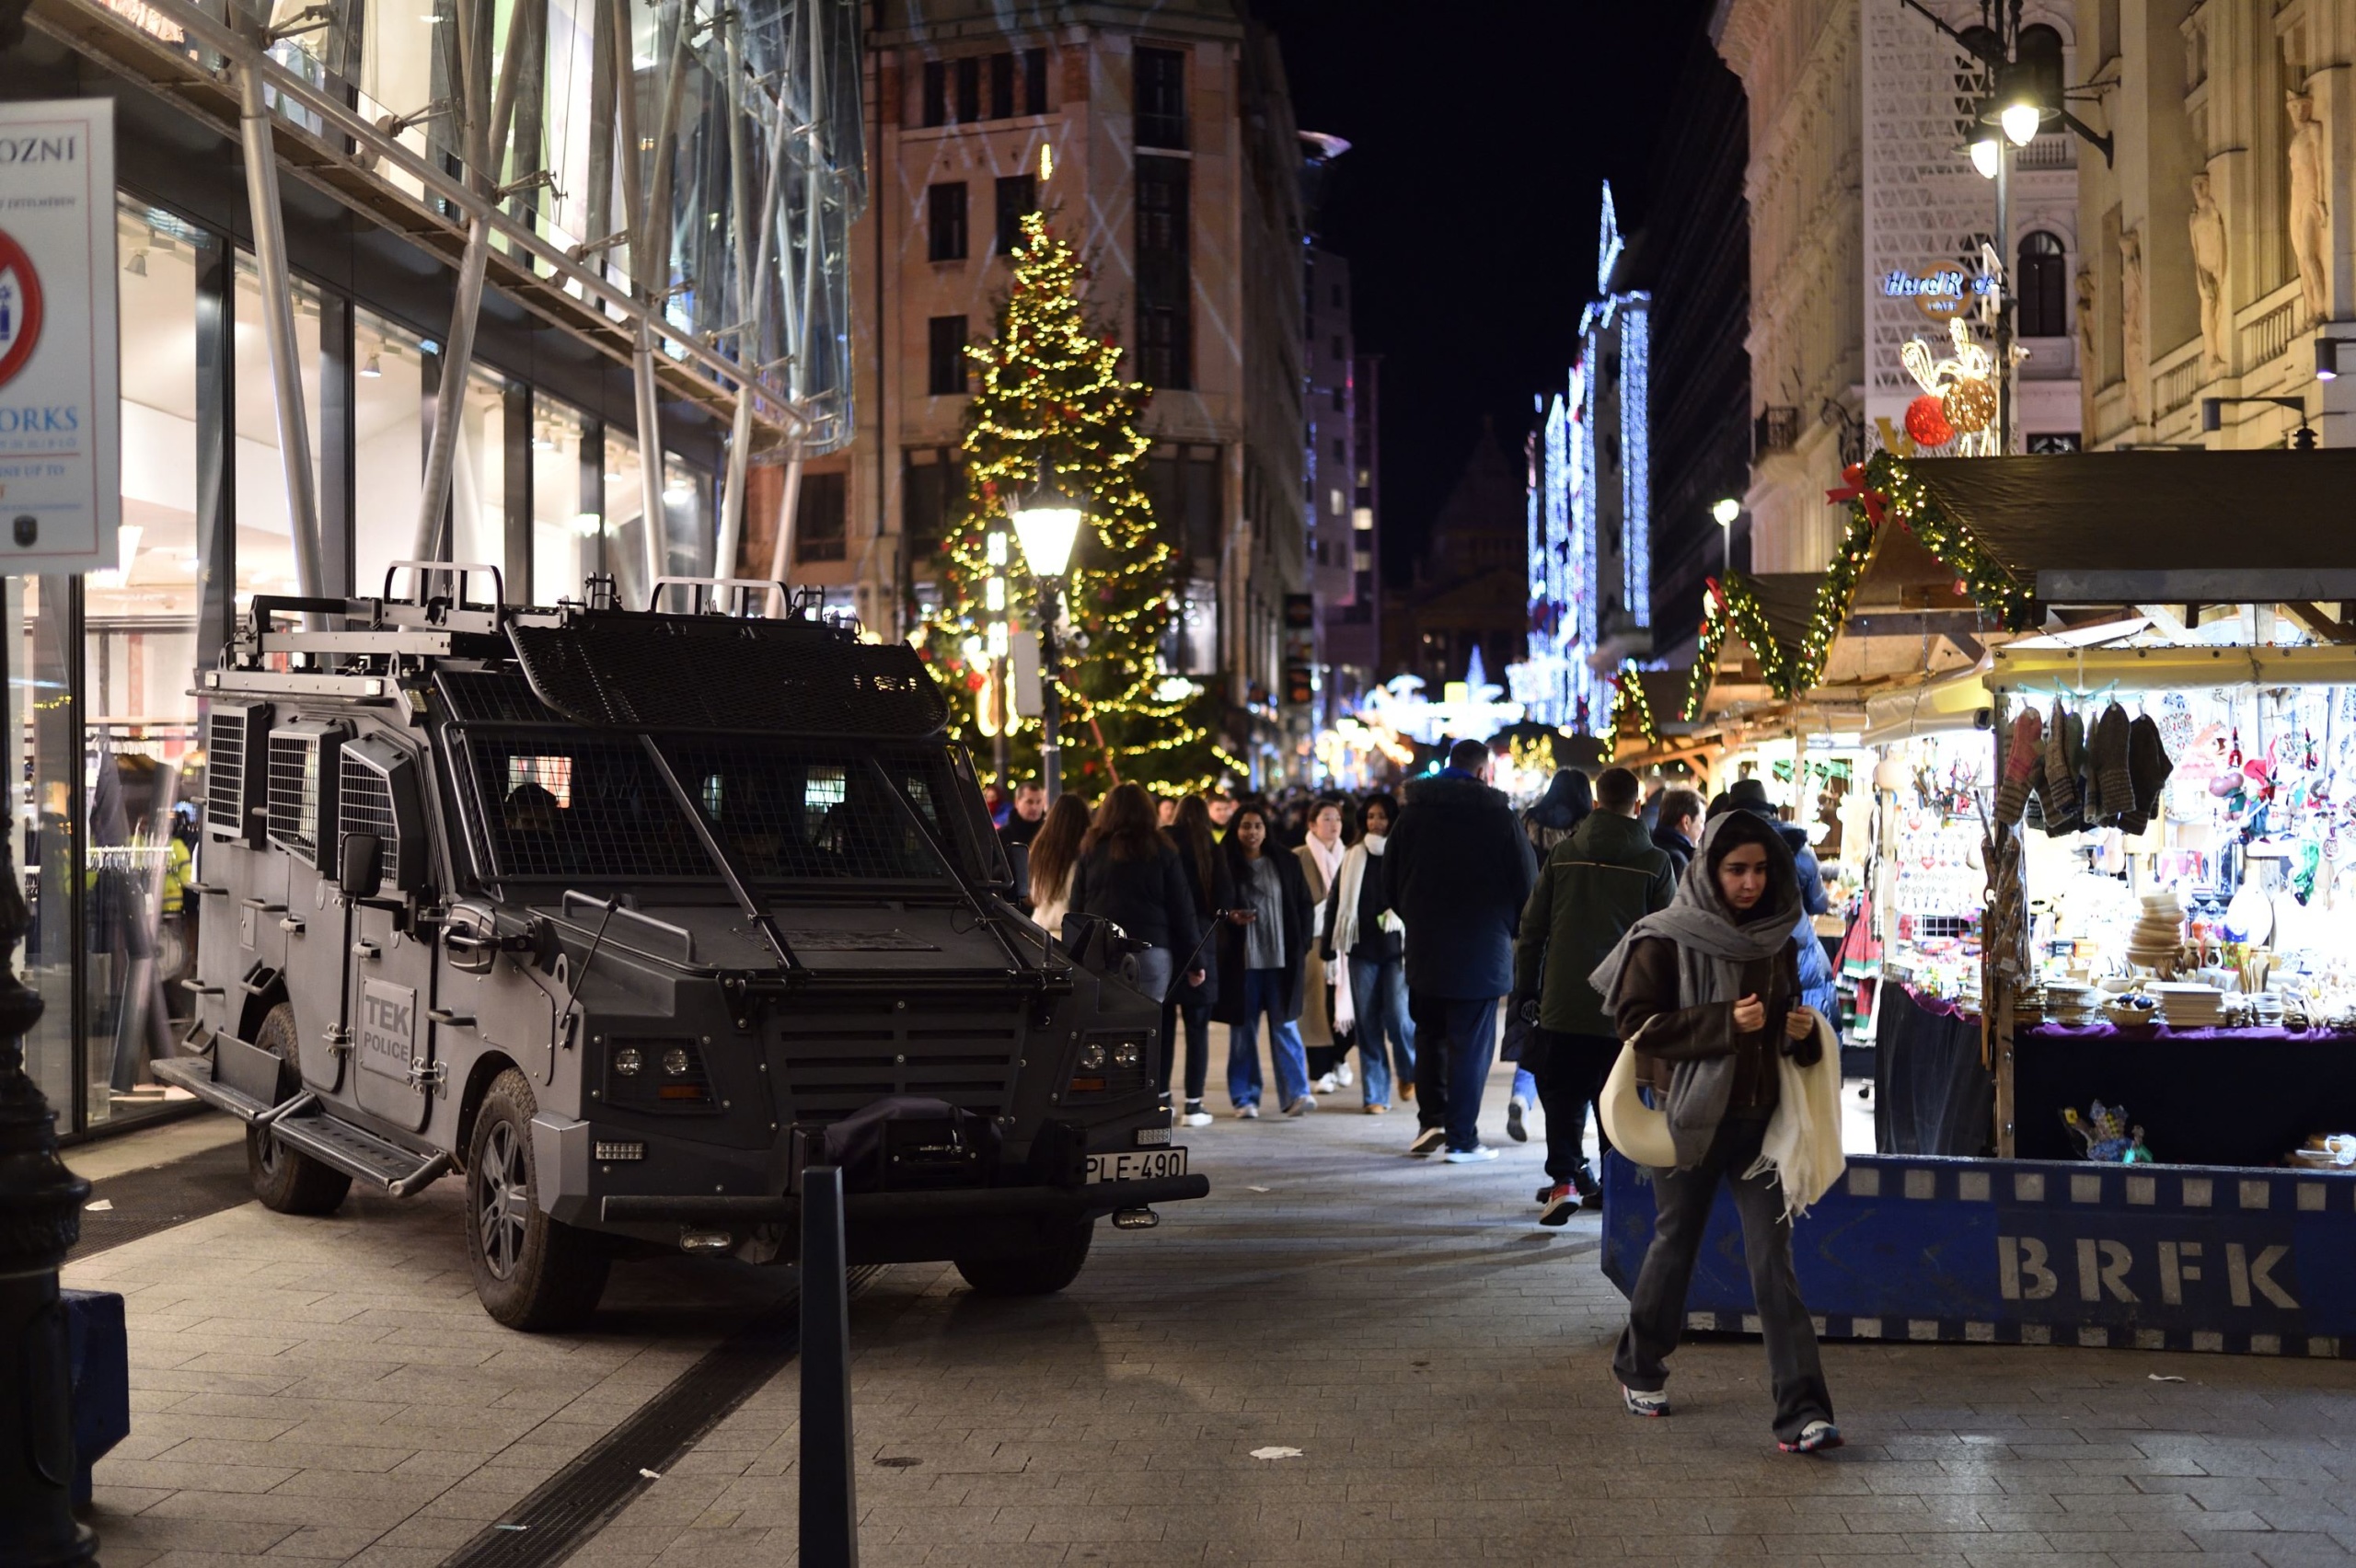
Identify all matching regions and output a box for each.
[337,734,439,1132]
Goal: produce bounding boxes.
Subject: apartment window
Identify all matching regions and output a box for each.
[1135,46,1186,149]
[989,52,1015,120]
[2018,230,2068,337]
[927,181,967,261]
[795,471,848,562]
[928,315,969,396]
[1144,446,1219,559]
[1330,385,1345,411]
[995,174,1038,255]
[1331,335,1345,359]
[921,61,946,127]
[1024,48,1048,114]
[903,450,962,556]
[955,55,980,121]
[1137,155,1191,389]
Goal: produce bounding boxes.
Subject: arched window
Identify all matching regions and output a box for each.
[2016,25,2066,109]
[2017,230,2069,338]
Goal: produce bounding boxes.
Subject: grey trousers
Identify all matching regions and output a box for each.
[1611,1113,1835,1442]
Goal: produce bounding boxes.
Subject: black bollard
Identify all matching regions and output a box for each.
[0,827,98,1565]
[798,1164,858,1568]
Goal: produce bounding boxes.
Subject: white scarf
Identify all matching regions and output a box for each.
[1327,836,1386,1035]
[1303,832,1343,891]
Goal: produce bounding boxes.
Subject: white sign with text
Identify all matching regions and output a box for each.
[0,99,118,576]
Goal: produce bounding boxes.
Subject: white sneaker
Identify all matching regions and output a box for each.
[1182,1108,1214,1128]
[1313,1072,1340,1094]
[1442,1144,1500,1163]
[1335,1063,1356,1088]
[1235,1103,1260,1120]
[1281,1095,1318,1117]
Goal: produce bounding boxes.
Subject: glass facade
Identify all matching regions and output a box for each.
[9,194,718,1140]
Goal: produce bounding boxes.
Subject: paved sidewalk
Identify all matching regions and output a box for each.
[69,1070,2356,1568]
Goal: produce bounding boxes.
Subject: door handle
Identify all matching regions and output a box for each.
[352,940,381,962]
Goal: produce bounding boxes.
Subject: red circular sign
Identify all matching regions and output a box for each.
[0,227,47,390]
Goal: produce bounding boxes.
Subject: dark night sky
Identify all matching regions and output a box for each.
[1260,0,1715,581]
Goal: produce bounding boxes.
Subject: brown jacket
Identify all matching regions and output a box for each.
[1610,933,1799,1114]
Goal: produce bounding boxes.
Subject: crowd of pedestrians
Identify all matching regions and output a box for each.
[985,742,1844,1453]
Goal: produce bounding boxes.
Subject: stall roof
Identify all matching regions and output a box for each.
[1903,451,2356,602]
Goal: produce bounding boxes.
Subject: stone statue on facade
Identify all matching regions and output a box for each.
[2287,90,2331,328]
[2189,171,2230,369]
[2074,264,2097,375]
[2120,227,2149,424]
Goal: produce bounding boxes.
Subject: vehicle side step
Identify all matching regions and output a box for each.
[151,1053,274,1121]
[267,1113,452,1198]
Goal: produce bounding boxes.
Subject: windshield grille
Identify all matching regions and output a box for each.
[458,734,960,883]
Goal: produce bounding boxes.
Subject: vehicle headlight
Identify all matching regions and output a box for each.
[613,1045,643,1077]
[662,1046,691,1078]
[1113,1041,1141,1069]
[1079,1042,1107,1071]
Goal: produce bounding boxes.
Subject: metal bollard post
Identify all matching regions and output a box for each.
[798,1164,858,1568]
[0,827,98,1565]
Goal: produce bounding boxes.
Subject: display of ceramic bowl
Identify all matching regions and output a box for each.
[2102,995,2160,1029]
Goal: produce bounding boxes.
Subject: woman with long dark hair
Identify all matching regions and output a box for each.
[1023,792,1091,940]
[1322,791,1412,1112]
[1212,801,1316,1118]
[1165,795,1233,1127]
[1070,782,1201,1042]
[1588,810,1839,1452]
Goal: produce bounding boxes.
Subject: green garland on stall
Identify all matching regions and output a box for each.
[1611,659,1663,746]
[1786,502,1880,697]
[1682,593,1729,721]
[1852,450,2036,629]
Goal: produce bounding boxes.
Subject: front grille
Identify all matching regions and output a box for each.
[773,997,1025,1124]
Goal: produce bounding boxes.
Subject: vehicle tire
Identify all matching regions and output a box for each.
[953,1217,1094,1296]
[466,1068,610,1332]
[246,1003,352,1216]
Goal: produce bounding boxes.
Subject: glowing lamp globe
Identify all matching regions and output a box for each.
[1711,498,1741,527]
[1904,393,1957,449]
[2000,100,2042,148]
[1008,471,1084,578]
[1968,131,2002,180]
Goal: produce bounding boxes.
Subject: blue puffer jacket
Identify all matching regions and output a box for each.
[1779,825,1838,1020]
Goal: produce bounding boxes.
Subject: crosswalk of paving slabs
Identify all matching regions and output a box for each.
[64,1072,2356,1567]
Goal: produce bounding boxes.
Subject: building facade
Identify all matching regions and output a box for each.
[1302,242,1357,734]
[1386,418,1527,691]
[5,0,859,1135]
[1717,0,2085,575]
[2071,0,2356,452]
[843,0,1309,781]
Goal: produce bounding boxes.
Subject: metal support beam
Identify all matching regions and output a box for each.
[237,57,325,610]
[722,35,795,584]
[412,214,492,562]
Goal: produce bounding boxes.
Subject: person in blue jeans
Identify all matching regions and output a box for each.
[1381,741,1539,1160]
[1212,803,1317,1118]
[1321,792,1415,1111]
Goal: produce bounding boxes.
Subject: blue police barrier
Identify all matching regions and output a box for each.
[1600,1150,2356,1356]
[63,1290,129,1505]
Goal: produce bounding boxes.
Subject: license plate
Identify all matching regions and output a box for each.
[1086,1147,1188,1183]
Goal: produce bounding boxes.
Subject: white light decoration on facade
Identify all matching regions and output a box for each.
[1619,296,1651,635]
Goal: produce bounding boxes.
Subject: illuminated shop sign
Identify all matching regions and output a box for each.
[1879,267,1996,321]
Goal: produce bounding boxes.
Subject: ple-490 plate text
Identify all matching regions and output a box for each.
[1087,1149,1188,1183]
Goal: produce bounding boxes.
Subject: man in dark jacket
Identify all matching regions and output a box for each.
[1512,767,1676,1221]
[1651,787,1703,880]
[1382,739,1538,1161]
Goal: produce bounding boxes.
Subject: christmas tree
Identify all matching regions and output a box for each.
[923,212,1221,792]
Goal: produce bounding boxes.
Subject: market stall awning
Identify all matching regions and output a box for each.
[1900,451,2356,602]
[1679,572,1821,721]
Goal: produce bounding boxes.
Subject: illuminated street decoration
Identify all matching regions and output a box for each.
[1512,181,1648,732]
[1358,672,1523,749]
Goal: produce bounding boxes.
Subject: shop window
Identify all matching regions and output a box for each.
[795,471,849,562]
[352,309,425,598]
[531,398,595,605]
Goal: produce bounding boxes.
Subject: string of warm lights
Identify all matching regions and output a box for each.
[919,213,1218,792]
[1610,659,1662,747]
[1854,451,2035,629]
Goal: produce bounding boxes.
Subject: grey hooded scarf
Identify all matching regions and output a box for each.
[1588,812,1805,1166]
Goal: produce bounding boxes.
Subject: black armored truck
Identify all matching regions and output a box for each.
[157,567,1205,1328]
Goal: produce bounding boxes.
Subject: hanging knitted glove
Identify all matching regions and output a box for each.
[1996,708,2044,824]
[2041,699,2080,826]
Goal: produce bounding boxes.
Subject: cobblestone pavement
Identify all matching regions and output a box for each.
[67,1069,2356,1568]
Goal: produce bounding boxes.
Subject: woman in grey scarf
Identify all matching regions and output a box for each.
[1588,811,1841,1453]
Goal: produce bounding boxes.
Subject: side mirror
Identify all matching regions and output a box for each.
[339,834,383,900]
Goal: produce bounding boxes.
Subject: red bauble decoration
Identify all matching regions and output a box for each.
[965,671,986,693]
[1904,394,1956,449]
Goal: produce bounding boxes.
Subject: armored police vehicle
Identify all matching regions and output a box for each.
[156,566,1203,1330]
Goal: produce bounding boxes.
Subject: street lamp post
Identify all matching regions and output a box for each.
[1006,465,1084,801]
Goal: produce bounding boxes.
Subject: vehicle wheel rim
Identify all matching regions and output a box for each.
[256,1127,281,1175]
[477,1121,530,1281]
